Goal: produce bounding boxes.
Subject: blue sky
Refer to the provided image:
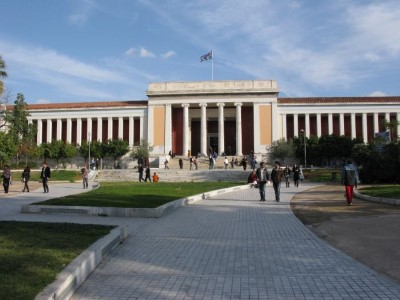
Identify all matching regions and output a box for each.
[1,0,400,104]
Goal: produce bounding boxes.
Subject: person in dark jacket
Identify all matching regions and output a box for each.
[292,164,300,187]
[145,166,152,182]
[341,159,359,206]
[40,162,51,193]
[270,161,284,202]
[138,164,145,182]
[21,166,31,192]
[2,165,11,193]
[256,162,269,201]
[283,165,291,187]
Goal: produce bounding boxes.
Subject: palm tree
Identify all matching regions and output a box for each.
[0,55,7,96]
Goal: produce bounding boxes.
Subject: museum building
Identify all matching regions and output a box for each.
[22,80,400,156]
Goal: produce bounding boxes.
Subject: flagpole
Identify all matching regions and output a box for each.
[211,51,214,81]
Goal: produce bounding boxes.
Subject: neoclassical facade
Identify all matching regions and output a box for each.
[20,80,400,155]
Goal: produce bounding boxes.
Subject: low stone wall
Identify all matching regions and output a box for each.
[354,191,400,206]
[22,184,251,218]
[35,226,128,300]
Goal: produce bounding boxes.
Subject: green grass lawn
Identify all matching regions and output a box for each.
[0,222,114,300]
[34,182,243,208]
[357,185,400,199]
[28,170,82,182]
[303,168,341,182]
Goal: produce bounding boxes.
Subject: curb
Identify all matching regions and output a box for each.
[22,184,251,218]
[354,191,400,206]
[35,225,128,300]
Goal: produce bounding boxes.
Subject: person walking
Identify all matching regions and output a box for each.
[230,157,235,169]
[81,165,89,189]
[164,158,169,169]
[284,165,291,187]
[292,164,300,187]
[40,162,51,193]
[241,156,247,171]
[145,166,152,182]
[224,157,229,169]
[270,161,284,202]
[179,158,183,169]
[138,164,145,182]
[189,156,193,170]
[341,159,359,206]
[193,156,198,170]
[21,166,30,192]
[2,165,11,193]
[256,162,269,201]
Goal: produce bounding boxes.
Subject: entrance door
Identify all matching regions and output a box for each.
[208,134,218,154]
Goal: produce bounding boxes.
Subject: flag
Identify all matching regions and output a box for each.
[200,51,213,62]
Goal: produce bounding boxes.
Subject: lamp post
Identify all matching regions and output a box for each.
[300,129,306,168]
[88,132,91,170]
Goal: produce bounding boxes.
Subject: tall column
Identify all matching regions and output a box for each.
[182,104,190,156]
[316,113,322,137]
[97,117,102,142]
[37,119,43,145]
[340,113,345,136]
[385,113,390,123]
[217,103,225,155]
[305,114,310,138]
[199,103,208,155]
[46,119,52,143]
[118,117,123,139]
[77,118,82,145]
[129,116,134,147]
[351,113,356,139]
[165,104,172,154]
[293,114,299,137]
[108,117,113,140]
[139,116,144,140]
[271,102,278,142]
[235,102,243,156]
[362,113,368,143]
[282,114,287,140]
[328,113,333,135]
[87,118,92,141]
[373,113,379,133]
[56,119,62,141]
[67,118,72,143]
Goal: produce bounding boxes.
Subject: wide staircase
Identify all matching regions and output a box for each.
[96,155,251,182]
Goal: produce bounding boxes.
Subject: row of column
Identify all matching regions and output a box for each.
[282,112,400,142]
[181,102,243,156]
[34,116,144,146]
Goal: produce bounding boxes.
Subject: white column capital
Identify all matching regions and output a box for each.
[217,102,225,107]
[181,103,190,108]
[199,103,207,108]
[234,102,243,107]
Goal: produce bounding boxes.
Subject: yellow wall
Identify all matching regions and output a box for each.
[259,105,272,145]
[153,106,165,146]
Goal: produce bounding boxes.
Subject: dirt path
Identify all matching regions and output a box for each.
[291,184,400,284]
[0,180,46,198]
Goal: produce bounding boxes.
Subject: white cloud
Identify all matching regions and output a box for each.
[67,0,96,26]
[139,47,156,58]
[369,91,388,97]
[161,51,176,59]
[125,48,136,56]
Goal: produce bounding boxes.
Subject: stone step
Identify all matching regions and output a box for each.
[96,169,249,182]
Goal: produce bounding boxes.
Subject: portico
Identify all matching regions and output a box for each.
[146,80,279,156]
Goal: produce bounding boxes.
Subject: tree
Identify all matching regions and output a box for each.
[383,119,400,142]
[106,139,129,168]
[0,55,7,96]
[267,139,293,163]
[351,143,371,166]
[130,139,153,160]
[5,93,36,163]
[40,141,77,167]
[0,131,16,166]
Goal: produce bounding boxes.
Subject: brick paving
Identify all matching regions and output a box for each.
[64,184,400,300]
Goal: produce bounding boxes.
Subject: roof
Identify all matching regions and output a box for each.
[278,96,400,104]
[23,100,148,110]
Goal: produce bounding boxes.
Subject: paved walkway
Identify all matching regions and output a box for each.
[1,183,400,299]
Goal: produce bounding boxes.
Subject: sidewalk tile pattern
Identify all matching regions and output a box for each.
[69,185,400,300]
